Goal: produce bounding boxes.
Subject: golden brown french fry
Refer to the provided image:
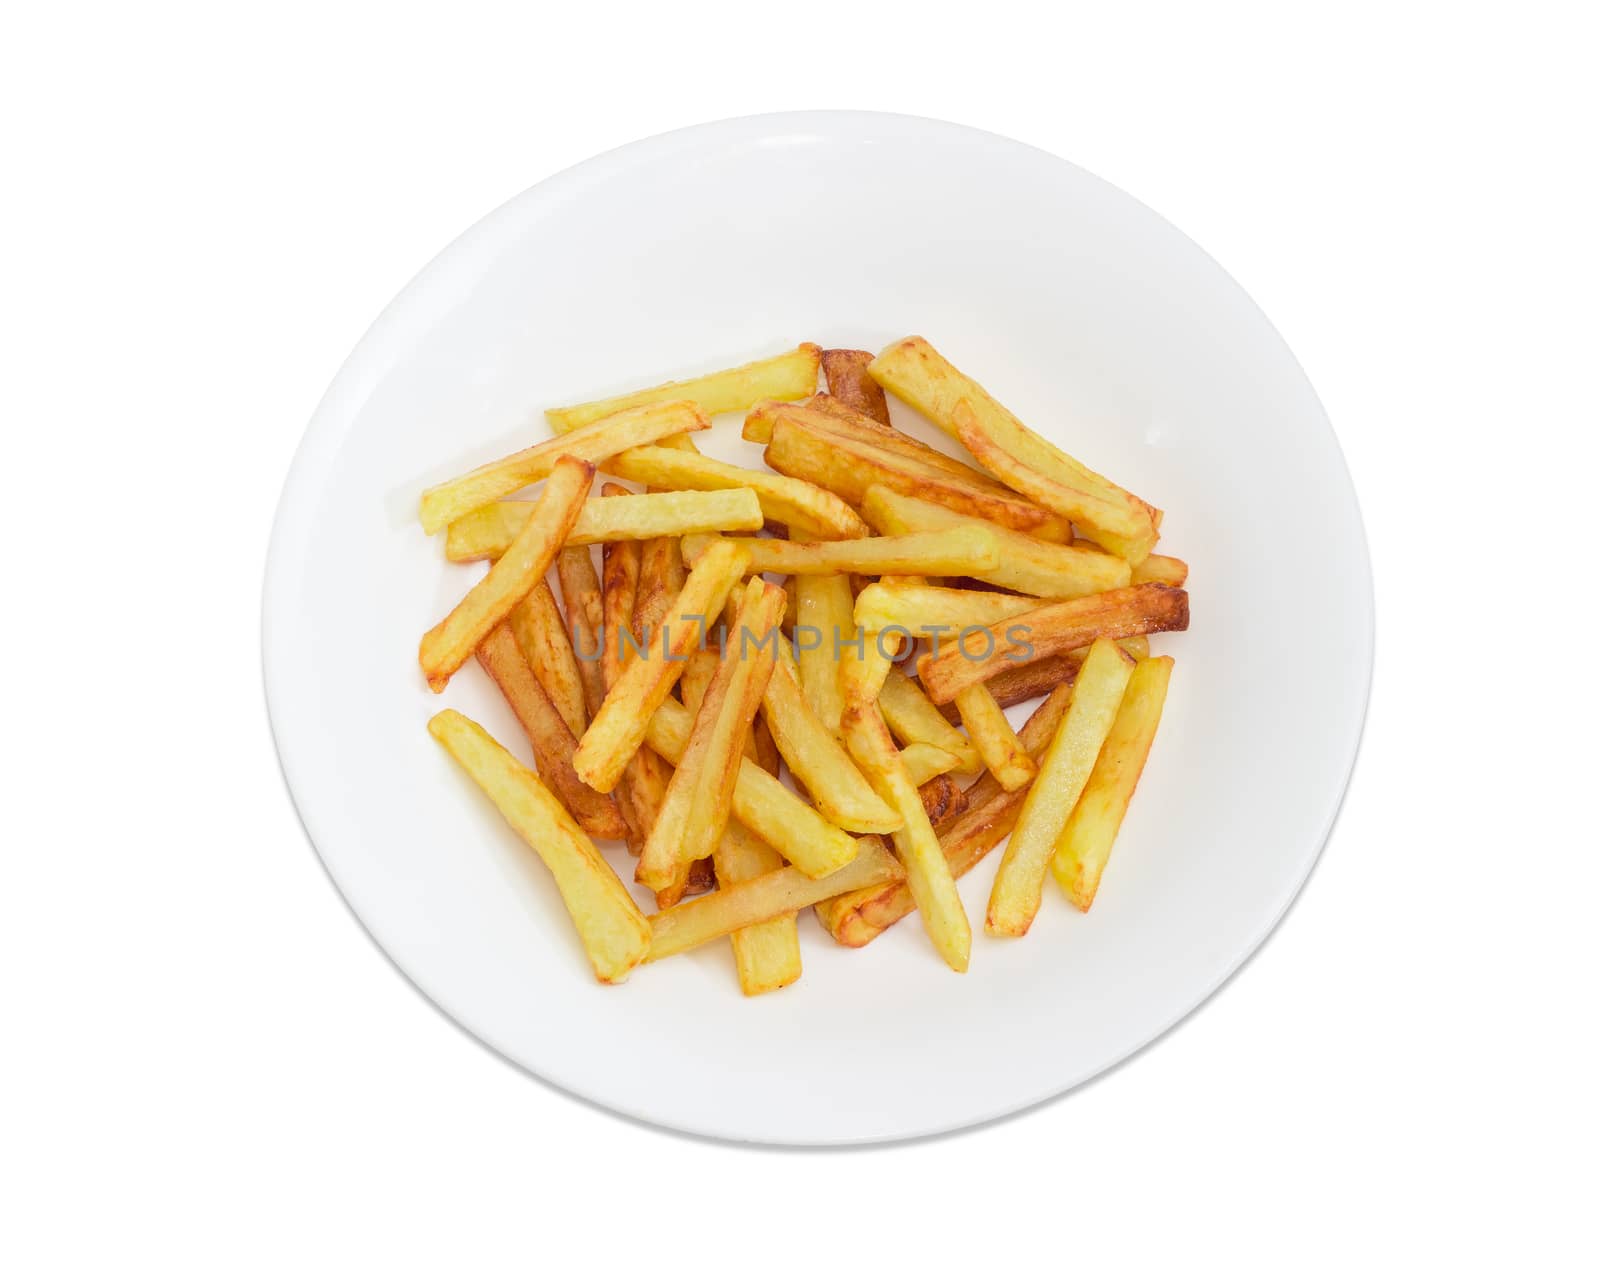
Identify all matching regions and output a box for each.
[712,821,802,996]
[574,538,750,793]
[645,697,859,880]
[546,344,821,433]
[986,639,1136,935]
[508,581,587,738]
[841,699,972,972]
[604,445,868,539]
[820,682,1076,946]
[555,546,609,721]
[793,573,853,734]
[836,627,895,712]
[860,485,1130,598]
[868,336,1159,559]
[428,710,649,983]
[933,638,1152,723]
[899,742,963,786]
[681,527,998,577]
[917,584,1189,704]
[419,401,705,534]
[953,683,1036,792]
[599,487,641,691]
[878,667,981,772]
[647,837,901,961]
[1053,656,1173,910]
[677,644,721,715]
[637,580,782,892]
[918,773,967,826]
[475,625,629,842]
[419,456,594,691]
[445,489,765,562]
[1131,553,1189,587]
[764,412,1072,540]
[821,350,891,424]
[854,580,1038,636]
[761,637,901,834]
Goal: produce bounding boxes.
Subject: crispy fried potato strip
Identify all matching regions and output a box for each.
[712,821,802,996]
[508,581,587,738]
[445,489,764,562]
[820,350,892,424]
[877,667,981,772]
[953,683,1036,792]
[793,573,854,734]
[682,527,999,577]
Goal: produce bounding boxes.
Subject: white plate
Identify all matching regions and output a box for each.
[263,112,1371,1146]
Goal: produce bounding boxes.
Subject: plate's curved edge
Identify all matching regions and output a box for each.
[260,110,1376,1147]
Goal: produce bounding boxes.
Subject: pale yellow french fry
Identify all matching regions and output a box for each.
[917,583,1188,704]
[954,683,1036,792]
[645,698,859,880]
[860,485,1130,599]
[899,742,963,786]
[878,666,981,772]
[573,539,749,793]
[604,445,868,539]
[868,336,1158,559]
[508,581,588,738]
[445,488,765,562]
[682,527,998,577]
[647,837,900,961]
[841,702,972,972]
[547,344,821,433]
[1052,656,1174,910]
[418,456,594,691]
[986,639,1136,935]
[712,821,802,996]
[419,401,705,534]
[637,580,782,892]
[836,627,895,712]
[854,580,1039,637]
[428,710,649,983]
[1131,553,1190,587]
[794,573,854,734]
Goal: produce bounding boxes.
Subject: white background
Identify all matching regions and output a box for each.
[3,3,1596,1271]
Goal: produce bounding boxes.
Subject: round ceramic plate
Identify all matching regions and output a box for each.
[263,112,1371,1145]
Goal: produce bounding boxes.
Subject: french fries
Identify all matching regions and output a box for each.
[546,343,821,433]
[475,625,628,841]
[820,349,891,424]
[445,488,765,562]
[418,337,1189,992]
[428,710,649,982]
[1053,656,1173,910]
[604,445,869,539]
[917,583,1189,703]
[682,527,1000,578]
[860,486,1130,599]
[986,639,1135,935]
[868,336,1159,560]
[419,401,705,535]
[637,579,783,892]
[574,538,750,793]
[419,455,594,691]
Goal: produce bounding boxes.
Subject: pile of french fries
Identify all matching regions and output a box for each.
[417,337,1190,993]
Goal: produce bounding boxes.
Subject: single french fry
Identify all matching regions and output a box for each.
[637,580,782,892]
[868,336,1158,559]
[712,821,802,996]
[900,742,963,786]
[604,445,868,539]
[841,700,972,972]
[419,401,705,534]
[475,625,629,841]
[761,636,901,834]
[445,488,765,562]
[986,639,1136,935]
[546,344,821,433]
[1052,656,1174,910]
[918,584,1188,703]
[419,456,594,691]
[793,573,854,734]
[508,581,587,738]
[954,683,1036,792]
[428,710,649,982]
[682,527,999,578]
[647,837,901,961]
[764,412,1071,539]
[836,626,895,712]
[918,773,967,826]
[878,666,981,772]
[821,349,892,424]
[854,580,1039,637]
[555,546,609,721]
[574,538,750,793]
[820,682,1076,946]
[645,698,860,881]
[860,485,1130,598]
[1131,553,1189,587]
[594,498,654,853]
